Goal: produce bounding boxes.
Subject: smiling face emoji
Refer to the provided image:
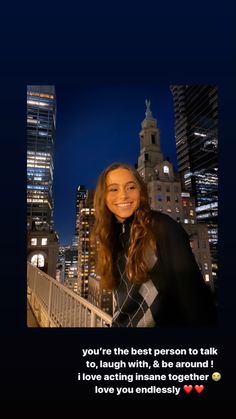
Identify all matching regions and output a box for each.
[212,372,221,381]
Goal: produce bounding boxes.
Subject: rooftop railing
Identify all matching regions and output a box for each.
[27,262,112,327]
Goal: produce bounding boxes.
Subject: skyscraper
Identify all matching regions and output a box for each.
[72,185,87,247]
[77,189,95,298]
[27,85,56,231]
[170,85,218,284]
[27,86,58,278]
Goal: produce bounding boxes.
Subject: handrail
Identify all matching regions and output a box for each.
[27,262,112,327]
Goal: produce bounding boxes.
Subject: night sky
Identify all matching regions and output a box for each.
[54,85,177,245]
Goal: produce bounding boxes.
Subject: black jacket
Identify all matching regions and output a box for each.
[112,211,216,327]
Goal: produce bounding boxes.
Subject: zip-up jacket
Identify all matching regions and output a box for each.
[112,210,217,327]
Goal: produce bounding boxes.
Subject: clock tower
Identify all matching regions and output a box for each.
[137,99,164,181]
[136,99,183,222]
[136,100,213,289]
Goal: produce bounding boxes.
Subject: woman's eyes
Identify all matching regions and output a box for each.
[108,185,136,193]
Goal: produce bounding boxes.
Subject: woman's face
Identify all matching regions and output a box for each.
[105,168,141,222]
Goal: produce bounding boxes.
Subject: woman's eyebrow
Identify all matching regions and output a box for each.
[106,183,119,187]
[126,181,136,185]
[106,181,137,188]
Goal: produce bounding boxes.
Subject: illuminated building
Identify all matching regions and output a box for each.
[77,189,96,298]
[27,85,56,231]
[64,247,78,293]
[75,188,113,310]
[56,246,66,283]
[136,100,213,287]
[72,185,87,247]
[88,277,113,315]
[27,229,59,279]
[137,99,184,223]
[170,85,218,284]
[27,85,59,278]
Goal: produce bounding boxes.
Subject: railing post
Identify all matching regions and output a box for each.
[47,280,53,326]
[91,311,97,327]
[33,264,37,294]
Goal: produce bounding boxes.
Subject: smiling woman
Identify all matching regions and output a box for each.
[91,162,216,327]
[105,168,141,222]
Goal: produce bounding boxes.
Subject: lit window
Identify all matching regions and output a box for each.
[42,238,47,246]
[190,210,194,216]
[163,165,169,174]
[204,263,208,270]
[167,208,172,212]
[31,253,45,268]
[205,274,210,282]
[31,238,37,246]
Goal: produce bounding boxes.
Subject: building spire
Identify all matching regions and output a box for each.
[145,99,152,119]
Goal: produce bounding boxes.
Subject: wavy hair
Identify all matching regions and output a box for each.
[91,163,156,289]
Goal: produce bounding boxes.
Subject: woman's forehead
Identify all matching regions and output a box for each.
[106,168,137,185]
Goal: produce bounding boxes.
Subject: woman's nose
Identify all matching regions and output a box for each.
[119,187,128,198]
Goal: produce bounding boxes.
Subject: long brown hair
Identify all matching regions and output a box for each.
[91,163,156,289]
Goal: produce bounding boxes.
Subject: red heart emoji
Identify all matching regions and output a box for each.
[183,385,193,394]
[195,385,204,394]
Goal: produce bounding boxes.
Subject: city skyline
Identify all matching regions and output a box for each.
[54,85,177,245]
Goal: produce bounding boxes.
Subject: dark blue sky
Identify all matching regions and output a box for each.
[54,85,177,245]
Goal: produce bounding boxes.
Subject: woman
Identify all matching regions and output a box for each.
[92,162,216,327]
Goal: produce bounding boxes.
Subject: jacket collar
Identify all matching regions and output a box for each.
[115,213,135,234]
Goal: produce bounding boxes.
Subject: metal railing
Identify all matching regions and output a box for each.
[27,262,112,327]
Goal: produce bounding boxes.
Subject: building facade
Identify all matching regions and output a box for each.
[27,229,59,279]
[137,99,184,224]
[27,85,58,278]
[77,189,96,298]
[27,85,56,231]
[136,100,213,288]
[170,85,218,285]
[72,185,87,247]
[64,247,79,293]
[88,277,113,315]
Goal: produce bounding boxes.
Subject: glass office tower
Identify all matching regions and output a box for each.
[27,85,56,231]
[170,85,218,286]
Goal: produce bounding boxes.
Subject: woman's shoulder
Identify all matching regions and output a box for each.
[149,210,187,239]
[149,210,180,228]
